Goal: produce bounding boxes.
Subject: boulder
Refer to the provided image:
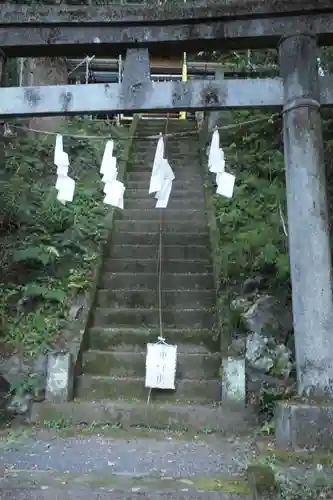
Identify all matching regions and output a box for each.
[242,294,292,344]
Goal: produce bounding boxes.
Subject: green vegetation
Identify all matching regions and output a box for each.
[214,110,289,291]
[0,118,127,358]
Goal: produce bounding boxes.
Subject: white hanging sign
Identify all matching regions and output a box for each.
[149,135,165,194]
[54,134,65,166]
[210,148,225,173]
[57,163,69,177]
[102,163,118,183]
[103,179,125,209]
[208,130,220,170]
[56,176,76,203]
[145,343,177,390]
[216,171,235,199]
[155,179,173,208]
[100,140,115,174]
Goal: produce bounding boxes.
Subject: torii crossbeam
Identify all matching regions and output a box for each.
[1,2,333,56]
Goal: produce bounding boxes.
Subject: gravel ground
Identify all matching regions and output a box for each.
[0,430,255,498]
[0,489,252,500]
[0,432,255,477]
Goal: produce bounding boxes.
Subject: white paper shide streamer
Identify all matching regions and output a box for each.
[145,339,177,390]
[149,133,175,208]
[100,140,125,209]
[208,130,235,199]
[54,134,75,204]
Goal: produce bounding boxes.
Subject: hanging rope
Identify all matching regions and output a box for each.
[6,113,279,142]
[147,115,170,404]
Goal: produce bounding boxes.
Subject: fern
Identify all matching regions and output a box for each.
[13,245,59,266]
[23,283,67,304]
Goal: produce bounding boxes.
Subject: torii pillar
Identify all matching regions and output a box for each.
[276,34,333,451]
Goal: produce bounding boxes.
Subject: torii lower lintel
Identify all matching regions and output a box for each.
[1,76,333,118]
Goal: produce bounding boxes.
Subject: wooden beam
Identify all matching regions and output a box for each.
[1,12,333,57]
[1,2,333,25]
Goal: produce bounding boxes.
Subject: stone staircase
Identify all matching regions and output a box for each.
[32,118,254,432]
[77,118,221,404]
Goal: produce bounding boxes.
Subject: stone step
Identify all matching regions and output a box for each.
[103,259,213,274]
[31,399,256,434]
[100,272,214,290]
[126,171,204,181]
[124,197,204,209]
[132,154,200,163]
[88,326,220,352]
[125,180,205,190]
[125,188,204,199]
[92,307,215,329]
[120,208,206,222]
[129,160,202,169]
[136,127,197,133]
[136,119,196,126]
[133,137,199,146]
[76,374,221,403]
[115,220,207,233]
[132,149,200,158]
[96,288,215,309]
[127,172,204,182]
[82,350,221,379]
[111,232,209,246]
[110,244,211,260]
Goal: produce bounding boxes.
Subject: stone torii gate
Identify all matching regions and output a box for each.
[2,0,333,449]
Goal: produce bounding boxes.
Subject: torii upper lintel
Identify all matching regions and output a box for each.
[1,0,333,25]
[1,2,333,57]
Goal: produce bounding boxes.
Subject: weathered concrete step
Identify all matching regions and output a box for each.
[133,149,200,158]
[126,174,204,186]
[132,150,199,159]
[127,172,204,182]
[103,259,212,274]
[76,375,221,403]
[126,180,205,190]
[92,307,214,329]
[125,188,204,199]
[82,350,221,379]
[135,125,197,133]
[124,197,205,209]
[88,327,220,353]
[136,119,196,127]
[115,220,207,233]
[96,288,214,309]
[131,147,200,157]
[100,272,214,290]
[120,209,206,222]
[129,160,202,169]
[31,399,256,434]
[110,244,211,260]
[112,232,209,246]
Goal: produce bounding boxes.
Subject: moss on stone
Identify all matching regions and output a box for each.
[263,448,333,467]
[191,475,251,494]
[246,463,277,494]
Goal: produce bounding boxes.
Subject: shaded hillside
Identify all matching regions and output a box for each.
[0,119,128,358]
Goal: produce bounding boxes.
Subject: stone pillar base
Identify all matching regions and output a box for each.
[275,400,333,451]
